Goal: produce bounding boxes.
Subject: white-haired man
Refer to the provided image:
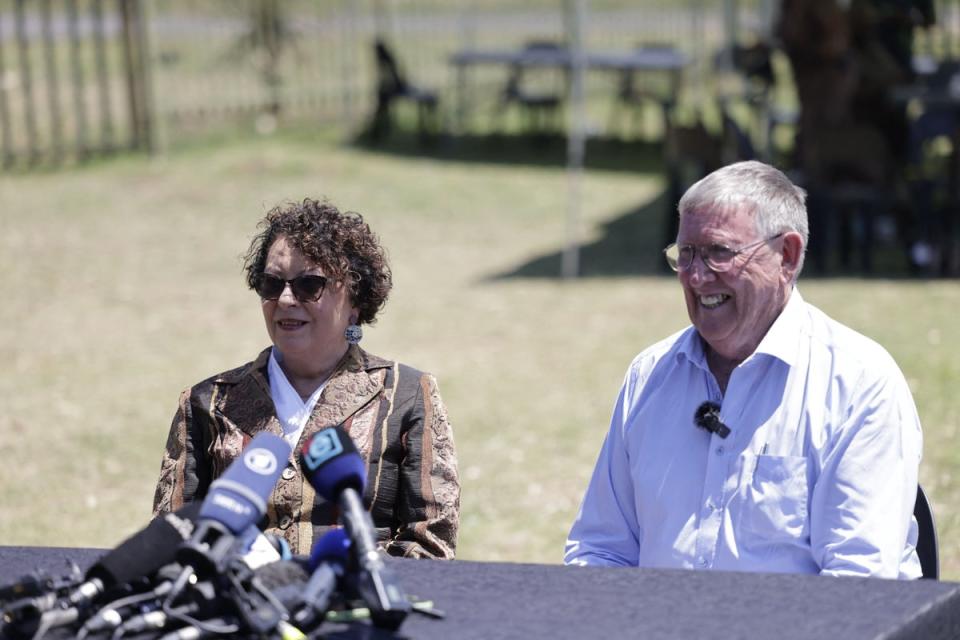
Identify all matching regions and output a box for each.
[565,161,922,578]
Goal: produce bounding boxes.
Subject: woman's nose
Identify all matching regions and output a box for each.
[277,282,299,305]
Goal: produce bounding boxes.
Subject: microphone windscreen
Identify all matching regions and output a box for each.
[200,432,291,534]
[254,559,310,591]
[86,502,202,588]
[307,528,351,572]
[253,560,310,610]
[299,426,366,502]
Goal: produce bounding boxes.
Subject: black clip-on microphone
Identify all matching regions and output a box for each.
[694,402,730,439]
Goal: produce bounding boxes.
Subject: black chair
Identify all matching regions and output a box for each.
[915,484,939,579]
[903,90,960,275]
[368,39,439,142]
[609,44,682,141]
[499,40,566,135]
[713,42,796,163]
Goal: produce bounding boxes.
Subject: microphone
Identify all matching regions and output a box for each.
[298,528,352,629]
[299,426,411,630]
[176,432,291,577]
[694,401,730,439]
[78,523,275,639]
[250,528,352,633]
[1,503,202,638]
[0,567,83,607]
[162,432,291,638]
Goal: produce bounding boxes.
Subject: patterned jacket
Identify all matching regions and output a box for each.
[152,345,459,559]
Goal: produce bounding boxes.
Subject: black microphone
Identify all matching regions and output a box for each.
[694,401,730,439]
[300,426,411,630]
[253,528,352,632]
[297,528,351,628]
[0,567,83,607]
[1,503,202,639]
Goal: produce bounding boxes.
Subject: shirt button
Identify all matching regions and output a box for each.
[715,445,725,456]
[278,515,292,529]
[281,467,296,480]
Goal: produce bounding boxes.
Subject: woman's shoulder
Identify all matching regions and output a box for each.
[356,348,438,394]
[182,347,272,393]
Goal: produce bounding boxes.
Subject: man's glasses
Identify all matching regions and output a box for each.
[255,273,328,302]
[663,233,784,273]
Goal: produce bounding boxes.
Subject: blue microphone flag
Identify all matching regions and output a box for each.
[200,432,291,534]
[299,426,366,502]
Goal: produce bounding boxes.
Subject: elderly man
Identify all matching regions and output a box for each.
[565,161,922,578]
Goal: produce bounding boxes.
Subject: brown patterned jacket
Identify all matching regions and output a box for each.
[152,345,459,559]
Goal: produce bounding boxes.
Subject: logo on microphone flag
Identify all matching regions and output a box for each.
[243,447,279,475]
[302,429,344,471]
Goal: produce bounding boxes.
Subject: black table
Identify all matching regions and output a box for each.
[448,46,689,134]
[3,546,960,639]
[449,47,689,72]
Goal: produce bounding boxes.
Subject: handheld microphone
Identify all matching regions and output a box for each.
[176,432,291,577]
[250,529,351,633]
[298,528,351,629]
[0,567,82,607]
[300,426,411,630]
[694,401,730,439]
[161,433,291,638]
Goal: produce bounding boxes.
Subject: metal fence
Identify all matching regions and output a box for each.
[1,0,960,170]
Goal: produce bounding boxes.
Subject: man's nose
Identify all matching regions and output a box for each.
[684,252,716,285]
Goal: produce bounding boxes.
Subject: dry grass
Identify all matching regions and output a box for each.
[1,132,958,580]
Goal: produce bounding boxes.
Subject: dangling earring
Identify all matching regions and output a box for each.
[344,323,363,345]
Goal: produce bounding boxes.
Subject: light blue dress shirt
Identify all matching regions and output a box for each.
[565,290,923,578]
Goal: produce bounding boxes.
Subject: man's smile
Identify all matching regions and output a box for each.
[699,293,731,309]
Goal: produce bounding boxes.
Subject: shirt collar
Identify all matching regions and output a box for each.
[676,325,709,370]
[675,286,804,369]
[751,286,803,367]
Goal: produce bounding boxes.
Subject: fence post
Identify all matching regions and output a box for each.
[67,0,90,161]
[41,0,63,164]
[0,10,14,167]
[92,0,116,153]
[14,0,39,165]
[119,0,152,152]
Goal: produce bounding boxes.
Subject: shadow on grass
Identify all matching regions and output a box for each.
[487,187,676,281]
[483,184,923,281]
[350,129,667,175]
[354,129,931,281]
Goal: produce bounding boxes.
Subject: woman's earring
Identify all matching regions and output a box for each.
[344,323,363,345]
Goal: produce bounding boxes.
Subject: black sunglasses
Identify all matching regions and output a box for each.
[255,273,328,302]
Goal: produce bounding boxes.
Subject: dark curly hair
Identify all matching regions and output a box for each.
[242,199,392,325]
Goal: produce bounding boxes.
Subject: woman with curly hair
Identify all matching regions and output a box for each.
[152,199,459,559]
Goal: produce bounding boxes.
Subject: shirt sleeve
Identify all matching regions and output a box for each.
[565,375,641,567]
[810,362,923,578]
[383,373,460,560]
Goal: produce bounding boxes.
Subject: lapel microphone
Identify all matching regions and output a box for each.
[694,401,731,439]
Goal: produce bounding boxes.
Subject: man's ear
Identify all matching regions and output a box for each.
[780,231,804,281]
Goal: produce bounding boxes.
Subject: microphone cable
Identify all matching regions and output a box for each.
[77,582,175,639]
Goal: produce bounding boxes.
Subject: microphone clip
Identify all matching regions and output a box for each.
[694,402,731,439]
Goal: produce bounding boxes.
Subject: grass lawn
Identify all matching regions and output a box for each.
[1,129,958,579]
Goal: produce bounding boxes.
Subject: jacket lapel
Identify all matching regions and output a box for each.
[215,348,285,441]
[304,345,389,435]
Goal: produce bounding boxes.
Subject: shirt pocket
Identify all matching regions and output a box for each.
[738,454,809,544]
